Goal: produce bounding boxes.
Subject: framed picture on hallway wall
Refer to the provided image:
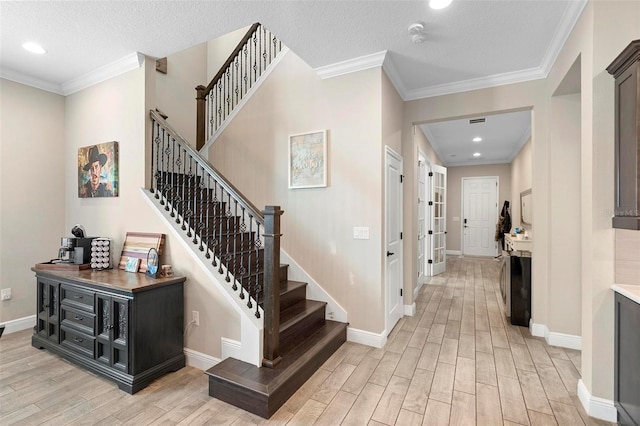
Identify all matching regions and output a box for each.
[288,130,327,189]
[78,142,119,198]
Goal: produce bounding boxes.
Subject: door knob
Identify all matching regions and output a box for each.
[387,251,394,257]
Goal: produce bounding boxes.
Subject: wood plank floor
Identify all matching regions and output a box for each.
[1,256,615,425]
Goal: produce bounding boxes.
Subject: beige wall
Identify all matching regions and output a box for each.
[0,79,66,323]
[615,229,640,285]
[548,92,582,336]
[64,62,239,358]
[156,43,208,147]
[208,51,386,334]
[445,164,512,253]
[510,137,532,232]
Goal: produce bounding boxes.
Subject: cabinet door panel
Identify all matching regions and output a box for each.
[95,294,129,373]
[37,279,60,343]
[615,294,640,425]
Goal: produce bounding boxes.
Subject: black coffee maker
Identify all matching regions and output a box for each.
[58,225,94,265]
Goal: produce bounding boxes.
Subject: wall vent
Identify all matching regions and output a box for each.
[469,118,486,124]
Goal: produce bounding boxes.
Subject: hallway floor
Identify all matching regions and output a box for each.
[0,256,615,425]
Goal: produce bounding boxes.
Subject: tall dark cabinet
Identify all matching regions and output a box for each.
[607,40,640,230]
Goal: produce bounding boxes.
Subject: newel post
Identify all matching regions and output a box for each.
[262,205,283,368]
[195,85,206,151]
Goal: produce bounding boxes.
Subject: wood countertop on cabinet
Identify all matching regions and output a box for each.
[32,267,185,294]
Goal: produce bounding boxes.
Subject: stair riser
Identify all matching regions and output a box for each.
[207,323,347,419]
[278,285,306,311]
[279,308,326,354]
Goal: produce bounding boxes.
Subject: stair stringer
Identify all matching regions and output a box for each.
[141,188,263,367]
[198,47,290,155]
[279,249,347,323]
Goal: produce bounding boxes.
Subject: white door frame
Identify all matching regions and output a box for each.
[461,176,500,257]
[385,146,403,336]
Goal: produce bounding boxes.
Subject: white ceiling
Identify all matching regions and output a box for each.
[0,0,583,166]
[420,110,531,167]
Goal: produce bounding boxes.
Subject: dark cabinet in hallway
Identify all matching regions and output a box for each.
[607,40,640,230]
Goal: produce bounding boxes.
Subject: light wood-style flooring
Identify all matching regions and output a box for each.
[1,256,615,425]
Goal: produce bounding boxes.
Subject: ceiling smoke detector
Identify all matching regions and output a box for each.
[408,23,426,44]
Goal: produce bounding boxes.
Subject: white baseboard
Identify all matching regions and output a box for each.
[577,379,617,422]
[221,337,242,361]
[530,322,581,350]
[1,315,36,335]
[446,250,462,256]
[184,348,220,371]
[347,327,387,348]
[404,303,416,317]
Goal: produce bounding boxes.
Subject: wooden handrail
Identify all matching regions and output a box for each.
[150,109,284,368]
[205,23,260,95]
[196,23,260,150]
[150,109,264,223]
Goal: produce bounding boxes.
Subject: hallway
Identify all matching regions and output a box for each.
[0,256,614,425]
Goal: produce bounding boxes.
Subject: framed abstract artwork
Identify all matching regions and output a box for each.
[78,141,119,198]
[288,130,327,189]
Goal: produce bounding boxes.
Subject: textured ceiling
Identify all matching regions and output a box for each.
[1,0,582,166]
[1,0,585,98]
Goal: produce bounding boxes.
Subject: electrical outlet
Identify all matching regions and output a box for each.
[192,310,199,326]
[1,288,11,301]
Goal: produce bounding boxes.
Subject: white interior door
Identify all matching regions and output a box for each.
[385,148,403,334]
[462,177,498,257]
[417,156,427,279]
[430,164,447,275]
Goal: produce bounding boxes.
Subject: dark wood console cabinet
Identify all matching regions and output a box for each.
[607,40,640,230]
[32,268,186,394]
[614,292,640,425]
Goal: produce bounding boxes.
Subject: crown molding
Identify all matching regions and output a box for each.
[0,68,64,95]
[444,158,511,168]
[405,66,547,101]
[61,52,144,95]
[315,50,387,80]
[381,54,409,100]
[538,0,587,77]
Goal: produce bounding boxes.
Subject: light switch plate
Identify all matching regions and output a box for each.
[353,227,370,240]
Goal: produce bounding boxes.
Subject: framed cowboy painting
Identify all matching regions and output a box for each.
[78,142,119,198]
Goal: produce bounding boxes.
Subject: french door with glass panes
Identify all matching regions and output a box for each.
[430,165,447,276]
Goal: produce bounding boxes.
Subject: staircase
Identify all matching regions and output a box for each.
[206,266,347,418]
[148,106,347,418]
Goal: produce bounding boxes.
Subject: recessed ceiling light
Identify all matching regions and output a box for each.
[473,152,481,157]
[22,42,47,54]
[429,0,453,10]
[472,137,482,142]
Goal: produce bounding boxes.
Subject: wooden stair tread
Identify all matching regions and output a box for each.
[206,320,347,417]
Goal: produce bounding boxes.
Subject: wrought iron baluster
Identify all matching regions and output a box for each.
[238,206,246,300]
[254,222,262,318]
[160,127,166,205]
[218,188,225,276]
[204,174,211,258]
[150,119,156,194]
[169,136,176,216]
[211,181,219,267]
[231,199,239,291]
[186,156,194,238]
[196,166,205,248]
[193,166,201,245]
[164,136,171,212]
[176,147,185,225]
[246,216,254,309]
[225,192,233,284]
